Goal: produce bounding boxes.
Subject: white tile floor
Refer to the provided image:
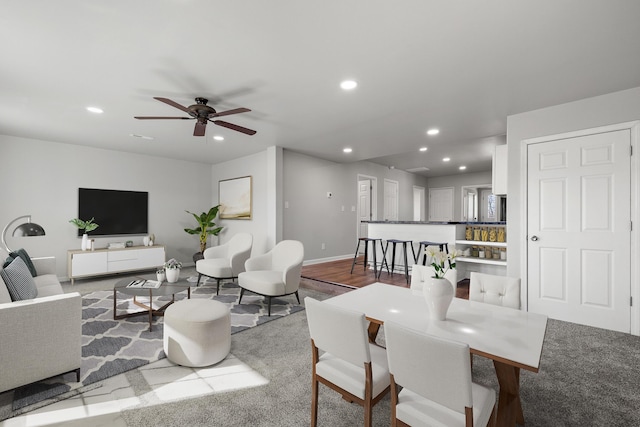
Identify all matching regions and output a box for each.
[1,355,268,427]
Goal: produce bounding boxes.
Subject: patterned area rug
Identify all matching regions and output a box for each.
[7,277,304,415]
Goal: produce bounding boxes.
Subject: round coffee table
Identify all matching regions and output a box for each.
[113,276,191,331]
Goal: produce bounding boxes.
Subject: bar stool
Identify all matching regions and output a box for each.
[415,241,449,265]
[350,237,386,278]
[381,239,415,284]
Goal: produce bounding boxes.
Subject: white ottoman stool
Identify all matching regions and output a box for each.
[163,299,231,367]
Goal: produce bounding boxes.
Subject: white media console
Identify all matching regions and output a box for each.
[67,245,166,285]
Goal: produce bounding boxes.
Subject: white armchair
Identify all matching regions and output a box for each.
[469,272,521,309]
[196,233,253,294]
[237,240,304,316]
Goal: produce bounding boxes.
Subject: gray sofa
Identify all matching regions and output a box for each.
[0,255,82,394]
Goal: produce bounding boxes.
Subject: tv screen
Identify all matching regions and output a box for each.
[78,188,148,236]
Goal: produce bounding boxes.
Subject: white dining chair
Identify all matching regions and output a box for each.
[384,320,496,427]
[304,297,390,427]
[469,272,521,309]
[195,232,253,294]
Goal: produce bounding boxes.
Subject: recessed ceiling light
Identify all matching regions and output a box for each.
[459,165,467,170]
[442,157,450,162]
[86,106,103,114]
[419,147,428,152]
[340,80,358,90]
[129,134,154,140]
[213,135,224,141]
[427,128,439,136]
[343,147,353,153]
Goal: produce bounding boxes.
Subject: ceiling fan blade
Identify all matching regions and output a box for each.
[194,121,207,137]
[134,116,192,120]
[212,120,257,135]
[210,107,251,118]
[154,97,191,113]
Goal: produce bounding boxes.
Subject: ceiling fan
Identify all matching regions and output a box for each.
[135,97,256,137]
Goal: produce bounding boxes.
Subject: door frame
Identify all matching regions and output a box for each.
[356,174,378,238]
[520,120,640,335]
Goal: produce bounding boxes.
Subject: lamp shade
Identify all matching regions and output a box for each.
[12,222,46,237]
[2,215,46,253]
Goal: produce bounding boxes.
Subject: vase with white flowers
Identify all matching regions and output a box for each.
[423,246,459,321]
[164,258,182,283]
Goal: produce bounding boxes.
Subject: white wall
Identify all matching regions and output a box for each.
[0,135,212,279]
[283,151,431,261]
[210,150,271,256]
[425,171,493,221]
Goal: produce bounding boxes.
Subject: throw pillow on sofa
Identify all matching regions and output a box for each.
[2,248,37,277]
[0,256,38,301]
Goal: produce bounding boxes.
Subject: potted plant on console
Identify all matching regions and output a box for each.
[184,205,223,261]
[164,258,182,283]
[69,217,99,251]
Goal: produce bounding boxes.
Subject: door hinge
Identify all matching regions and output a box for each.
[631,145,633,156]
[631,296,633,307]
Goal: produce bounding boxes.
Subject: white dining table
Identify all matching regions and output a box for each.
[324,282,548,427]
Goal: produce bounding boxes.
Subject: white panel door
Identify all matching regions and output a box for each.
[384,179,399,221]
[429,187,454,222]
[358,179,371,239]
[527,129,631,332]
[413,186,425,221]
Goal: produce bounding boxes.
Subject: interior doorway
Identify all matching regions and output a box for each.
[357,175,377,239]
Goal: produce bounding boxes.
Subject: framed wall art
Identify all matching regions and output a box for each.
[219,176,252,219]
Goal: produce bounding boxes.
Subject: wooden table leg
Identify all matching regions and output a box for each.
[493,361,524,427]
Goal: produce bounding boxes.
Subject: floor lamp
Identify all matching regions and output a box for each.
[1,215,46,253]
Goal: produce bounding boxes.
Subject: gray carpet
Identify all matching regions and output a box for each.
[5,278,303,416]
[118,296,640,427]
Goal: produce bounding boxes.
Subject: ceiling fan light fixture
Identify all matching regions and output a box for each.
[427,128,439,136]
[86,106,103,114]
[340,80,358,90]
[213,135,224,141]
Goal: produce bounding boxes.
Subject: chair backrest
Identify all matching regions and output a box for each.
[410,264,457,292]
[305,297,371,367]
[271,240,304,292]
[469,272,521,309]
[384,321,473,414]
[227,233,253,274]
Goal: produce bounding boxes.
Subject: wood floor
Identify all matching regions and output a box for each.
[300,256,469,299]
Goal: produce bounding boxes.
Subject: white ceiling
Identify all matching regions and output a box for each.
[2,1,640,177]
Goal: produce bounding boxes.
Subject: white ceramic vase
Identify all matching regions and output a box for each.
[143,236,150,246]
[156,271,166,283]
[81,233,89,251]
[165,268,180,283]
[423,277,454,321]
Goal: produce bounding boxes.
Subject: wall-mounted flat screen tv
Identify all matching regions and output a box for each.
[78,188,148,236]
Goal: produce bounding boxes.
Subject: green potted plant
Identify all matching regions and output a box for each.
[69,217,99,251]
[184,205,223,254]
